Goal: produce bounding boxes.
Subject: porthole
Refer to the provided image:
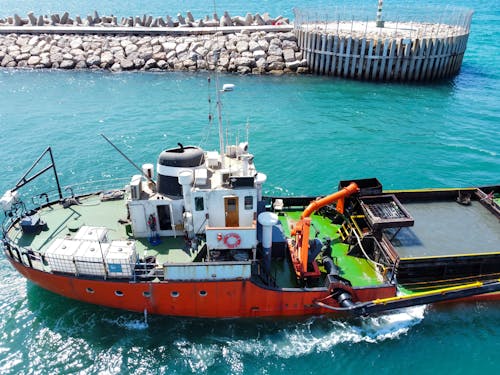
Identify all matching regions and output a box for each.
[143,291,151,298]
[199,290,207,297]
[86,287,95,294]
[171,291,179,298]
[115,290,124,297]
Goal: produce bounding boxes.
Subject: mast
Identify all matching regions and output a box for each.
[214,65,225,168]
[212,0,225,168]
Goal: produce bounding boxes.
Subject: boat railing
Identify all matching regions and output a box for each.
[2,238,259,284]
[61,177,130,199]
[1,177,130,232]
[28,177,130,206]
[2,236,39,269]
[1,236,166,281]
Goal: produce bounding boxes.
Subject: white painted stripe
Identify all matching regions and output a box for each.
[157,164,205,177]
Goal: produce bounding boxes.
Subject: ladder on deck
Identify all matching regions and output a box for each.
[337,215,366,242]
[337,222,350,241]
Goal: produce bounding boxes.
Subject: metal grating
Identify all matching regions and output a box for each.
[360,195,414,230]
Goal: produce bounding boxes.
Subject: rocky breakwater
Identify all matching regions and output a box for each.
[0,10,290,28]
[0,31,308,74]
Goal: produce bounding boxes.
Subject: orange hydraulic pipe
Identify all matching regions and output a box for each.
[301,182,359,219]
[296,182,359,276]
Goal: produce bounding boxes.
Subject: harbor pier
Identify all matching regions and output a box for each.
[294,5,473,81]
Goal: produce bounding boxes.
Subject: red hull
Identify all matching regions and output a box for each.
[11,259,399,318]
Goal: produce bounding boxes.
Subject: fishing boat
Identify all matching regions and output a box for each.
[1,83,500,318]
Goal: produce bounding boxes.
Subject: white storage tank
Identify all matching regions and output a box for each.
[105,240,138,278]
[45,238,80,274]
[74,226,109,243]
[74,241,110,277]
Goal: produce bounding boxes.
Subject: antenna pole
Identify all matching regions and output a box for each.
[215,71,225,169]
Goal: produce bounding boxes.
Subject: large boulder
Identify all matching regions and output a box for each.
[175,43,189,54]
[125,43,139,55]
[120,58,134,70]
[283,49,296,63]
[162,41,177,52]
[236,40,249,53]
[1,55,14,67]
[267,44,283,57]
[253,50,266,60]
[60,59,76,69]
[234,56,255,68]
[86,55,101,66]
[100,51,114,66]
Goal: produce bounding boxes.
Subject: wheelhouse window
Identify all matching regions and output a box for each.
[195,197,204,211]
[244,196,253,210]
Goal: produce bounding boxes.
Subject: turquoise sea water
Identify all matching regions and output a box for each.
[0,0,499,374]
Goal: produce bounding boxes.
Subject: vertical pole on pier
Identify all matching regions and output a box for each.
[319,34,327,74]
[330,35,339,76]
[337,37,345,76]
[371,39,381,80]
[313,32,321,73]
[393,39,404,80]
[364,39,374,80]
[325,34,333,75]
[357,37,366,79]
[350,37,359,78]
[343,37,352,78]
[378,38,389,80]
[414,38,426,80]
[400,39,412,80]
[407,38,418,80]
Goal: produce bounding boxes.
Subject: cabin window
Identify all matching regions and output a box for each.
[156,205,172,230]
[171,291,179,298]
[195,197,204,211]
[244,196,253,210]
[227,198,237,212]
[199,290,207,297]
[143,291,151,298]
[115,290,124,297]
[86,287,95,294]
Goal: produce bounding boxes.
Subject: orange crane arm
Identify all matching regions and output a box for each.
[301,181,359,219]
[292,182,359,279]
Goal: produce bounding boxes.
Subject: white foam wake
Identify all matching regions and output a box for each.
[227,305,427,359]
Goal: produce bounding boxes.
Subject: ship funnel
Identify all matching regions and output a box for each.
[156,145,204,197]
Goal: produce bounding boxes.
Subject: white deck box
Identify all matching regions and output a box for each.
[74,241,110,277]
[45,238,79,274]
[74,226,109,243]
[105,241,137,278]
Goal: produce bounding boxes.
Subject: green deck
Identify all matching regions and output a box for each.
[7,195,193,265]
[278,211,382,287]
